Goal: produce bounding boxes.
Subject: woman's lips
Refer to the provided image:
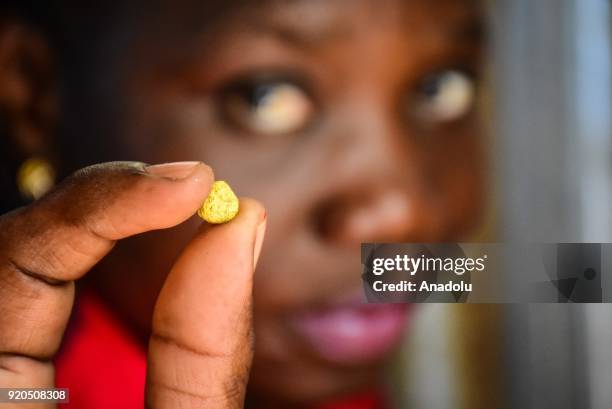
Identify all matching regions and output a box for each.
[291,302,411,365]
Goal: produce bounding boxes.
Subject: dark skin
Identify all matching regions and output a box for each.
[0,0,484,408]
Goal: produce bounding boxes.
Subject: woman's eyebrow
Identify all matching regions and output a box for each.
[241,18,354,49]
[236,9,485,50]
[229,0,358,50]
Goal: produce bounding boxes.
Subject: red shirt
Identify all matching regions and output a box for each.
[55,292,383,409]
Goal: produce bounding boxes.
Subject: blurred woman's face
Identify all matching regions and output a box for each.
[82,0,484,405]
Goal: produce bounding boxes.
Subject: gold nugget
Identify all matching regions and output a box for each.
[198,181,239,223]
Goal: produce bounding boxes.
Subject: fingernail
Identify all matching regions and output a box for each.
[145,161,202,180]
[253,211,267,270]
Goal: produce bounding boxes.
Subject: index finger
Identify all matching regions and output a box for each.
[0,161,212,380]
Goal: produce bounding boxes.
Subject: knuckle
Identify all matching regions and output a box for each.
[150,332,236,360]
[148,334,252,408]
[149,381,244,409]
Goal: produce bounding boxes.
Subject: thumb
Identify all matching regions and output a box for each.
[146,198,266,409]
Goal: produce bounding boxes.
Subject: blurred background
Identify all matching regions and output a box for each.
[399,1,612,408]
[1,1,611,409]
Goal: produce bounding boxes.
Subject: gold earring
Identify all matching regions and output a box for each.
[17,157,55,200]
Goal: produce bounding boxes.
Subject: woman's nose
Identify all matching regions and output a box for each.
[311,104,444,244]
[338,189,420,242]
[314,183,444,244]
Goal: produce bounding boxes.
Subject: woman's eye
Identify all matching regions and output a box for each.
[219,80,315,136]
[410,70,476,125]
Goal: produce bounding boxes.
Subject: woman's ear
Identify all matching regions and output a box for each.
[0,16,58,204]
[0,16,58,157]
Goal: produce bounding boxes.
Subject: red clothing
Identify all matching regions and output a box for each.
[55,292,146,409]
[55,292,382,409]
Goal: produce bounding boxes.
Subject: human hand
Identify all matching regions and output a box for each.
[0,161,266,408]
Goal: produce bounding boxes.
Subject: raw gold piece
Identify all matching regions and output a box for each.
[198,181,239,223]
